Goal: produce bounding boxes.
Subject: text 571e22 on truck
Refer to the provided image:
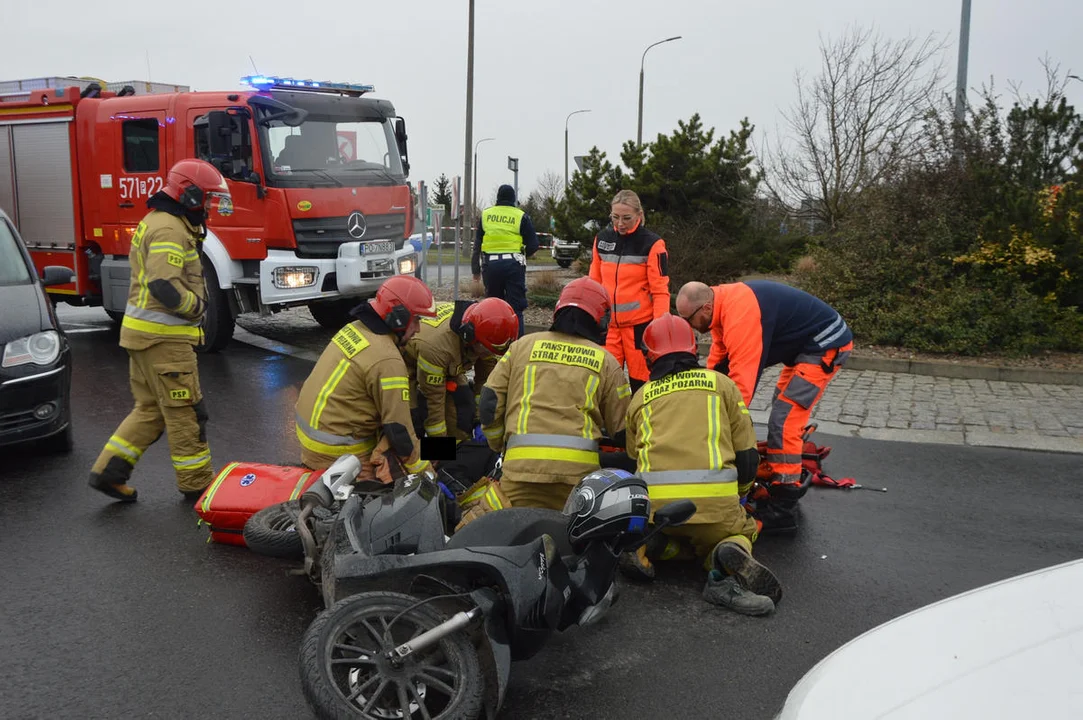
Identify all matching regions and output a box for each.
[0,74,421,351]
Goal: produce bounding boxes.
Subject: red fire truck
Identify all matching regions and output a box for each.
[0,75,419,351]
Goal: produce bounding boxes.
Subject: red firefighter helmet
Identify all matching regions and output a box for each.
[554,277,611,325]
[369,275,437,332]
[641,314,697,365]
[461,298,519,355]
[162,159,231,214]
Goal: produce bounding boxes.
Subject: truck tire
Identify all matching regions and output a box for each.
[557,259,572,269]
[308,299,357,331]
[197,263,235,354]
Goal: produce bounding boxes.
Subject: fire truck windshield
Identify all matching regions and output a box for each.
[253,92,405,189]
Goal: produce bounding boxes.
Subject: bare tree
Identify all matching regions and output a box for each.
[534,170,565,208]
[763,26,947,229]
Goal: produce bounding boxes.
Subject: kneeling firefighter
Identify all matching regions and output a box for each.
[624,314,783,616]
[294,275,437,479]
[404,297,518,441]
[89,159,232,503]
[478,277,632,511]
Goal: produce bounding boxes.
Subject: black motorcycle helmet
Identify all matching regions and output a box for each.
[563,469,651,552]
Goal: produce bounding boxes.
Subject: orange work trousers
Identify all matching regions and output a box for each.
[764,342,853,484]
[605,323,649,384]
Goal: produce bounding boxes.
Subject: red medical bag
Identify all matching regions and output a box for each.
[194,462,322,546]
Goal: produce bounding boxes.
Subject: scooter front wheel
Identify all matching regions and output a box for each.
[300,590,484,720]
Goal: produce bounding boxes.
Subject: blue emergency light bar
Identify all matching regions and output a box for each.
[240,75,375,96]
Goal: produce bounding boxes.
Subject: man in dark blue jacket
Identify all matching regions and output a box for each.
[676,280,854,489]
[472,184,538,337]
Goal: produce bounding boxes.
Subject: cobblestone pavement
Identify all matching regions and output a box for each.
[750,365,1083,453]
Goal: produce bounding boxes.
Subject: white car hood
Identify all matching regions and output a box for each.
[777,558,1083,719]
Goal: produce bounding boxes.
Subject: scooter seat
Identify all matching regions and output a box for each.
[446,507,574,558]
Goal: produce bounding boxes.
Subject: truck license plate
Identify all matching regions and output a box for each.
[360,240,394,255]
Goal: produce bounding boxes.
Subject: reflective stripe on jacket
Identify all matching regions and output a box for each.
[625,368,756,523]
[482,331,631,484]
[589,224,670,327]
[480,206,525,254]
[295,321,426,472]
[403,302,471,437]
[120,210,206,350]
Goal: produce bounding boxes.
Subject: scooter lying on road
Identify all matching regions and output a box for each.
[293,460,696,720]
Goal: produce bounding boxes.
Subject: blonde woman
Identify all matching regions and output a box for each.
[588,190,671,392]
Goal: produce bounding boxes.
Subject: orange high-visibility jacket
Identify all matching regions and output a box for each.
[589,223,670,328]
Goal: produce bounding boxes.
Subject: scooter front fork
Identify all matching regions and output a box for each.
[387,606,483,662]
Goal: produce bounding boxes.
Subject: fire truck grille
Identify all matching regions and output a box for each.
[292,214,407,259]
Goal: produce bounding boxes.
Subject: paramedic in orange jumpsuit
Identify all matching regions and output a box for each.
[676,280,854,489]
[589,189,670,393]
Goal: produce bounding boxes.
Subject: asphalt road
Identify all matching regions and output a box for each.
[2,312,1081,720]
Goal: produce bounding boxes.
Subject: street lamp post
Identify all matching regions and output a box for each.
[462,0,476,248]
[473,137,495,230]
[953,0,972,128]
[637,35,682,146]
[565,109,591,191]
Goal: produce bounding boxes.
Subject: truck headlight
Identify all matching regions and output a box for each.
[398,255,417,275]
[273,266,318,289]
[2,331,60,368]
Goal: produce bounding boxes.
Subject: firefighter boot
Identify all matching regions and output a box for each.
[618,546,655,581]
[88,456,138,503]
[703,570,775,616]
[712,540,783,605]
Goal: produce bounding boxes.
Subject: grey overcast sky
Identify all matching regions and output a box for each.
[3,0,1080,207]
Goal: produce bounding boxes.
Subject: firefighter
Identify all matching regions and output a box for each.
[471,184,539,337]
[588,189,670,395]
[676,279,854,491]
[404,297,518,440]
[88,159,232,502]
[294,275,438,478]
[479,277,632,510]
[623,314,781,615]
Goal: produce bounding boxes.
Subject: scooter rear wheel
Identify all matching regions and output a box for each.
[300,591,484,720]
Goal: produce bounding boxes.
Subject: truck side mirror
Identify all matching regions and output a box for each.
[395,117,410,175]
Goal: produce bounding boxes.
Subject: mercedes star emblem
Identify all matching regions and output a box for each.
[346,211,367,239]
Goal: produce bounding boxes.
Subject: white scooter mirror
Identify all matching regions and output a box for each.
[322,454,362,500]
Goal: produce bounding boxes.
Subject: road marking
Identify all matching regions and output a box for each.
[232,328,322,363]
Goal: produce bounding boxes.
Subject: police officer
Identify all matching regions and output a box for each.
[89,159,232,502]
[472,184,539,337]
[676,280,853,491]
[624,314,782,616]
[404,297,518,440]
[480,277,631,510]
[589,189,670,394]
[294,275,437,478]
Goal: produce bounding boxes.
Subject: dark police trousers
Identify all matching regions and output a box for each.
[482,257,527,337]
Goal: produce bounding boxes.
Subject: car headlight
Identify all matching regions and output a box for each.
[398,255,417,275]
[2,331,61,368]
